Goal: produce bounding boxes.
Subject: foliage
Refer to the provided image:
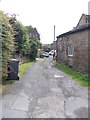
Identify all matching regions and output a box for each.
[0,11,15,80]
[0,84,5,93]
[29,39,41,60]
[26,26,40,40]
[29,40,38,60]
[45,48,50,52]
[9,17,30,56]
[2,79,15,85]
[26,26,42,60]
[9,17,42,60]
[0,11,42,80]
[54,63,89,87]
[41,57,46,65]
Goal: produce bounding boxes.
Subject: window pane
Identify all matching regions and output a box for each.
[69,46,74,56]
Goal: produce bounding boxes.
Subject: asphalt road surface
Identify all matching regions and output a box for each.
[1,56,88,118]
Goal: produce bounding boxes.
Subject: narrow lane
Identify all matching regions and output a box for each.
[2,57,88,118]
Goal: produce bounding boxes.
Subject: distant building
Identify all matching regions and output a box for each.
[56,14,90,73]
[42,44,51,52]
[50,41,57,50]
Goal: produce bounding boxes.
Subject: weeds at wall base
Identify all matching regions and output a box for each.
[54,63,89,87]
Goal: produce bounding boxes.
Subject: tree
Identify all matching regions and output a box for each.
[29,40,38,60]
[9,16,30,56]
[26,26,40,40]
[29,39,41,60]
[26,26,42,60]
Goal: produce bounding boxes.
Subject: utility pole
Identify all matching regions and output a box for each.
[54,25,55,43]
[54,25,55,51]
[53,25,55,60]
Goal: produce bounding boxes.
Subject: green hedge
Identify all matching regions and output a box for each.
[0,11,15,80]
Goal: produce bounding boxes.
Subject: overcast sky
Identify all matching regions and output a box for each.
[0,0,89,44]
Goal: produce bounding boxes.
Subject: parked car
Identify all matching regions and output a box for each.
[49,50,54,55]
[42,52,49,57]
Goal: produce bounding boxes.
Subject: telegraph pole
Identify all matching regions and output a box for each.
[54,25,55,51]
[54,25,55,44]
[53,25,55,60]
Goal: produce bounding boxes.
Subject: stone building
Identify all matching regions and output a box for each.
[56,14,90,73]
[42,44,51,52]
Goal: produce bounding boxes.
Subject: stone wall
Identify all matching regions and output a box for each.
[56,29,89,73]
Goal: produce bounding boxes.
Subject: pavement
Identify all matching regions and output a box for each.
[1,56,88,118]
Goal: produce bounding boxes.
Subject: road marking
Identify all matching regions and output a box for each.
[54,75,64,78]
[48,66,51,68]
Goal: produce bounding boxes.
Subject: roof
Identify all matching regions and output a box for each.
[76,14,90,27]
[57,14,90,38]
[57,24,90,38]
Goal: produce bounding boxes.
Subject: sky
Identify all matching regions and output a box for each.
[0,0,89,44]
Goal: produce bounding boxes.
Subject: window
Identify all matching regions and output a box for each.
[68,46,74,56]
[60,38,62,40]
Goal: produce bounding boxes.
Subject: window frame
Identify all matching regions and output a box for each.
[68,46,74,57]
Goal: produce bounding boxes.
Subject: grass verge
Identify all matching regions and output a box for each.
[41,57,46,65]
[0,84,5,94]
[19,61,33,78]
[54,63,89,87]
